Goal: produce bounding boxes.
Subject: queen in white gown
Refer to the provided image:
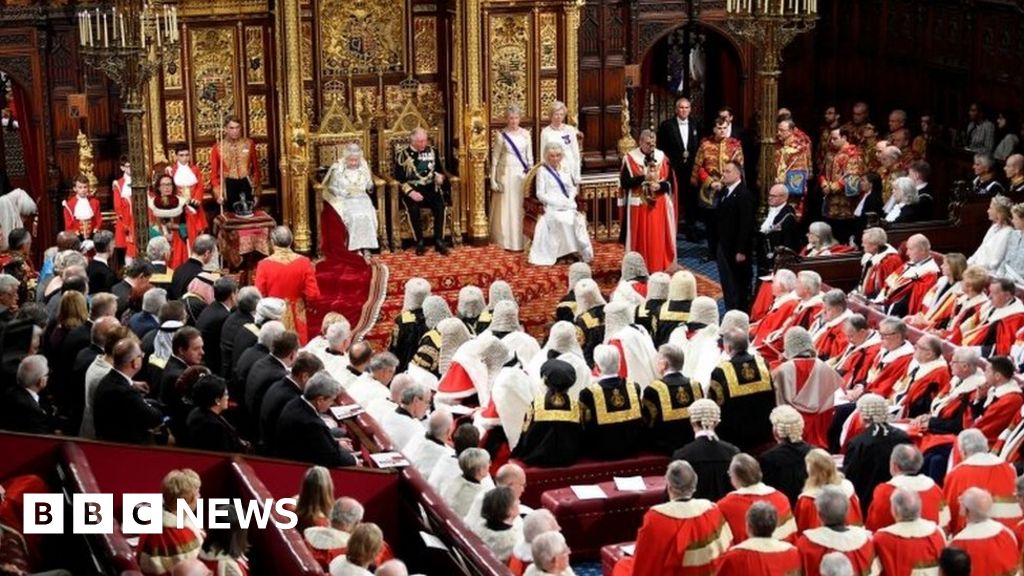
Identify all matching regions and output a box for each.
[321,143,379,253]
[490,105,533,251]
[528,142,593,266]
[539,100,581,183]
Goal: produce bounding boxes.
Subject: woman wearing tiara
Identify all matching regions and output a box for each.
[539,100,581,183]
[321,143,379,257]
[528,141,593,266]
[490,105,533,251]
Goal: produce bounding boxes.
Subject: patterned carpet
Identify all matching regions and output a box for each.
[363,240,722,350]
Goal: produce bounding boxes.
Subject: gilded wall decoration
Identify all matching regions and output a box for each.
[354,86,381,125]
[539,13,558,71]
[165,100,187,143]
[256,143,269,184]
[248,95,268,137]
[194,146,212,181]
[164,50,183,90]
[303,88,315,123]
[245,27,265,85]
[488,15,530,122]
[384,83,441,126]
[322,78,347,111]
[318,0,405,75]
[413,17,438,75]
[301,21,313,82]
[540,78,558,116]
[190,27,238,138]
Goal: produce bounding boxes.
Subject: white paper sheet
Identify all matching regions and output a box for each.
[570,484,608,500]
[330,404,365,420]
[420,530,448,550]
[614,476,647,492]
[621,544,636,556]
[370,451,410,468]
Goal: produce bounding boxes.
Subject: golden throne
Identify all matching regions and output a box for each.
[378,100,461,252]
[309,98,388,254]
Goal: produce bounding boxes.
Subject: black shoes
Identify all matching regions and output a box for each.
[415,242,426,256]
[435,241,450,256]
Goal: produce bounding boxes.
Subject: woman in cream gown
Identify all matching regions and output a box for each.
[539,100,581,183]
[321,143,378,255]
[528,142,593,266]
[490,105,533,251]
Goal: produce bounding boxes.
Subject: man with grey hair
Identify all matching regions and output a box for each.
[795,486,877,576]
[129,287,166,337]
[348,350,398,410]
[580,344,643,460]
[440,447,492,517]
[874,233,939,317]
[718,501,801,573]
[895,333,948,419]
[751,268,799,345]
[857,227,902,299]
[971,152,1005,195]
[388,277,432,372]
[944,427,1022,534]
[464,462,527,531]
[622,459,732,575]
[169,233,216,299]
[950,487,1020,576]
[884,176,919,224]
[759,270,823,363]
[405,407,454,479]
[319,318,357,387]
[619,126,674,274]
[381,380,431,450]
[0,355,52,433]
[302,496,366,565]
[528,531,573,575]
[395,127,449,255]
[864,443,948,531]
[871,488,944,575]
[219,285,261,381]
[276,372,357,467]
[859,316,913,407]
[773,326,844,449]
[254,225,321,343]
[913,347,983,450]
[510,508,561,568]
[86,229,118,293]
[235,319,285,394]
[809,288,851,361]
[145,236,174,291]
[643,342,702,454]
[708,329,775,452]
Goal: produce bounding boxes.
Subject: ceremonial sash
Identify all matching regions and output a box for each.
[501,131,530,173]
[543,164,569,198]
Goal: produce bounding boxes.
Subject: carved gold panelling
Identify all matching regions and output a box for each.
[180,0,267,17]
[190,27,238,138]
[539,13,558,71]
[256,143,269,184]
[384,83,441,126]
[488,15,530,122]
[165,100,187,143]
[164,51,183,90]
[194,147,212,182]
[322,78,347,111]
[319,0,405,75]
[303,88,315,123]
[413,17,438,75]
[540,78,558,115]
[301,21,313,82]
[248,95,268,137]
[354,86,381,124]
[245,27,265,85]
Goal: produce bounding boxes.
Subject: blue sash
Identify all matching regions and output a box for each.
[501,132,530,173]
[543,164,570,198]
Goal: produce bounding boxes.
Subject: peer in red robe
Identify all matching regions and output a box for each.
[167,149,208,235]
[255,241,321,344]
[774,355,845,449]
[718,483,798,543]
[975,379,1024,447]
[830,328,882,390]
[944,451,1022,534]
[959,295,1024,357]
[137,510,204,575]
[112,167,137,259]
[794,481,864,533]
[618,141,677,273]
[796,524,878,576]
[751,288,799,346]
[950,517,1020,576]
[866,474,950,532]
[613,499,733,576]
[895,356,951,419]
[717,537,803,576]
[872,518,945,576]
[909,276,959,332]
[863,339,914,399]
[62,177,103,238]
[809,309,852,362]
[874,254,940,317]
[760,292,824,368]
[857,243,903,299]
[943,292,990,344]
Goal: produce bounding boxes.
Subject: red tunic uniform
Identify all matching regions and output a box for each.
[254,249,322,344]
[718,483,798,544]
[692,136,744,210]
[794,480,864,533]
[872,519,945,576]
[858,246,903,300]
[865,474,949,532]
[620,148,677,273]
[613,499,733,576]
[796,525,879,576]
[717,538,803,576]
[210,137,262,193]
[112,176,137,257]
[944,452,1023,534]
[62,194,102,238]
[950,519,1020,576]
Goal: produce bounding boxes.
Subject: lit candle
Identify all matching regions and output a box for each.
[156,12,162,46]
[121,15,126,47]
[102,12,108,47]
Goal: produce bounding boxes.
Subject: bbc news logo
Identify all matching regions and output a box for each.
[23,494,298,534]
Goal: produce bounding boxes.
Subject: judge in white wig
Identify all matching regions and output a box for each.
[483,300,540,366]
[611,251,650,307]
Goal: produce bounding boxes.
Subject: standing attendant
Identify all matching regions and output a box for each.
[715,161,755,311]
[210,115,262,212]
[658,97,700,238]
[539,101,581,183]
[62,175,102,239]
[619,130,676,272]
[112,156,137,263]
[167,148,207,235]
[490,105,533,252]
[255,226,321,344]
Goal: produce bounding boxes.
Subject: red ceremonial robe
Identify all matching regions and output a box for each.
[718,483,798,543]
[872,519,945,576]
[761,294,825,367]
[717,538,803,576]
[864,341,914,399]
[916,278,960,331]
[830,332,882,389]
[895,358,951,419]
[796,525,879,576]
[751,292,800,346]
[959,298,1024,357]
[750,280,777,323]
[613,499,733,576]
[112,176,137,257]
[944,452,1023,534]
[858,246,903,300]
[620,148,677,273]
[865,474,949,532]
[62,194,103,237]
[944,293,990,343]
[774,357,844,449]
[137,510,204,575]
[975,382,1024,446]
[167,162,208,235]
[876,257,940,317]
[915,373,985,456]
[809,310,853,362]
[950,519,1020,576]
[794,480,863,533]
[254,249,322,344]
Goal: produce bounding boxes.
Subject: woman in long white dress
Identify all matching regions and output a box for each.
[539,100,581,183]
[490,105,533,251]
[528,142,593,266]
[321,143,379,255]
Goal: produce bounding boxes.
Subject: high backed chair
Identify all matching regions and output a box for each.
[378,100,461,252]
[522,163,589,243]
[309,99,387,254]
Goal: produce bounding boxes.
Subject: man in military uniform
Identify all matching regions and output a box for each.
[840,101,872,151]
[394,127,450,255]
[411,295,452,377]
[820,127,865,244]
[513,357,584,467]
[388,277,431,372]
[210,115,262,213]
[692,119,745,260]
[572,278,606,366]
[707,330,775,453]
[580,344,643,460]
[773,119,813,200]
[556,262,591,324]
[643,343,703,454]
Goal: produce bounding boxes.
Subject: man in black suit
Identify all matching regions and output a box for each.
[259,351,323,454]
[757,184,799,272]
[94,339,165,444]
[657,97,700,237]
[70,315,120,430]
[671,399,740,501]
[196,276,237,378]
[275,373,358,467]
[715,160,755,311]
[169,234,216,300]
[111,258,154,319]
[0,355,53,434]
[146,236,175,293]
[87,230,119,294]
[220,285,261,381]
[245,330,298,433]
[909,160,934,219]
[235,322,277,396]
[158,326,205,438]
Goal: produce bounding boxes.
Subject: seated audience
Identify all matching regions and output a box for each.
[905,254,972,335]
[873,233,939,317]
[750,269,798,346]
[1001,201,1024,283]
[907,160,934,218]
[381,381,430,450]
[856,227,903,300]
[523,531,573,576]
[138,469,204,575]
[328,522,383,576]
[958,279,1024,356]
[347,351,398,409]
[304,497,393,570]
[795,486,877,576]
[602,300,657,389]
[843,394,911,514]
[794,449,862,532]
[640,343,702,455]
[943,428,1022,533]
[671,399,740,501]
[428,423,481,491]
[758,405,812,506]
[197,505,249,576]
[81,320,130,438]
[509,509,561,575]
[809,289,852,361]
[871,488,944,576]
[295,466,334,533]
[801,222,850,257]
[708,330,775,452]
[949,487,1020,576]
[971,152,1006,196]
[717,454,796,543]
[579,345,643,460]
[130,287,166,338]
[472,486,524,563]
[652,270,696,347]
[245,329,298,431]
[635,271,669,336]
[883,176,920,223]
[515,356,585,467]
[818,552,855,576]
[717,502,802,576]
[276,373,358,467]
[758,271,823,366]
[94,338,166,444]
[572,279,606,365]
[0,355,51,434]
[404,408,454,478]
[967,194,1013,274]
[184,373,247,453]
[440,447,491,517]
[865,444,949,531]
[465,463,527,531]
[555,262,591,324]
[259,351,324,454]
[671,296,721,386]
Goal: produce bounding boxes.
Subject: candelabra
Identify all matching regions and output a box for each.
[77,2,180,251]
[725,0,817,204]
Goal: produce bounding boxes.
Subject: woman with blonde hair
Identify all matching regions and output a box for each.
[967,194,1013,273]
[138,468,204,574]
[907,252,967,331]
[490,104,533,251]
[295,465,335,532]
[999,202,1024,282]
[328,522,383,576]
[539,101,581,182]
[793,448,862,533]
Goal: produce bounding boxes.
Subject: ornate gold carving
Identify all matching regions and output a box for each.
[300,21,313,82]
[385,83,441,127]
[245,27,266,85]
[284,0,310,251]
[539,13,558,70]
[488,14,530,122]
[321,78,347,114]
[163,51,183,90]
[466,104,489,240]
[414,16,438,75]
[190,27,237,138]
[286,115,312,249]
[255,142,269,186]
[466,0,481,103]
[540,78,558,115]
[318,0,405,75]
[354,86,381,126]
[248,95,268,137]
[194,146,213,182]
[180,0,267,17]
[77,131,98,194]
[617,94,636,156]
[165,100,187,143]
[303,88,315,124]
[564,0,583,123]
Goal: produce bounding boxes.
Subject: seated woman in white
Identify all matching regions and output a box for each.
[321,143,379,256]
[967,194,1013,274]
[528,142,594,266]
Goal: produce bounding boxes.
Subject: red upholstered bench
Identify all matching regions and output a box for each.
[541,477,664,560]
[600,542,634,576]
[515,453,670,508]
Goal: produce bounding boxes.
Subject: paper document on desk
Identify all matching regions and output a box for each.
[614,476,647,491]
[330,404,365,420]
[571,484,608,500]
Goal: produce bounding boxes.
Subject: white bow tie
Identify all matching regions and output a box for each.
[679,120,689,125]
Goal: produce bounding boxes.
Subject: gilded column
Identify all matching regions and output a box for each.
[564,0,583,122]
[146,52,168,166]
[464,0,489,242]
[282,0,311,252]
[756,29,781,208]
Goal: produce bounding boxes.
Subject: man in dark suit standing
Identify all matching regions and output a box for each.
[169,234,216,300]
[94,339,165,444]
[716,160,755,311]
[245,330,298,435]
[0,355,53,434]
[158,326,205,439]
[111,259,154,320]
[276,372,358,467]
[87,230,119,294]
[657,97,700,238]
